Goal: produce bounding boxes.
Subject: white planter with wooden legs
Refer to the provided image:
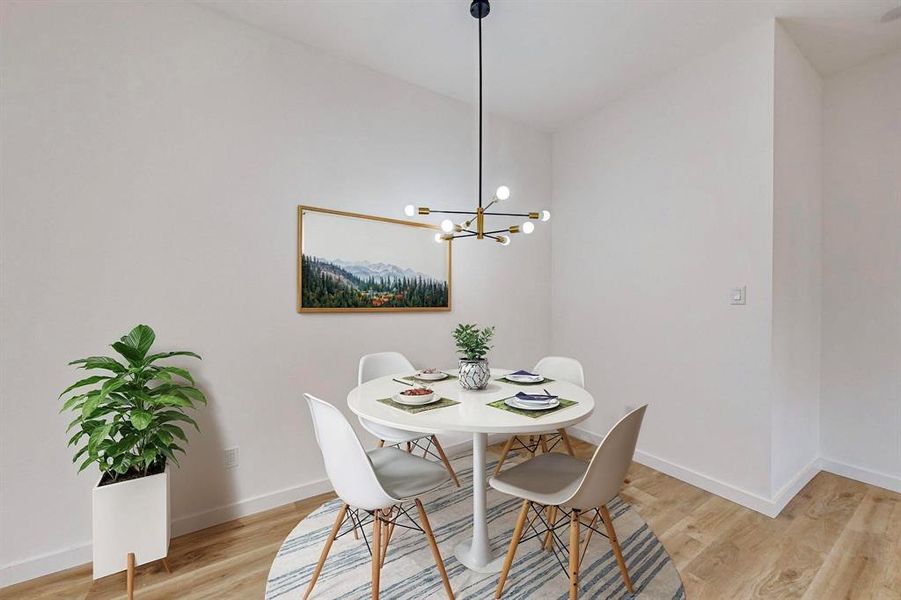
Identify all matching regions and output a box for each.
[92,468,170,580]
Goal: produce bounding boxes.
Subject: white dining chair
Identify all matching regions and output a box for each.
[493,356,584,475]
[491,405,647,599]
[357,352,460,487]
[304,393,455,600]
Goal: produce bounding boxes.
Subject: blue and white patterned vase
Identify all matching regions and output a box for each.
[459,359,490,390]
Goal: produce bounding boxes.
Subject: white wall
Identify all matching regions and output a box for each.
[770,23,822,496]
[820,49,901,489]
[551,23,777,501]
[0,1,551,584]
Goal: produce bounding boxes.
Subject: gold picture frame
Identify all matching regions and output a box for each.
[297,206,452,313]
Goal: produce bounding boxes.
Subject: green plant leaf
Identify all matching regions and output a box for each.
[155,394,193,408]
[77,456,95,473]
[144,350,202,365]
[157,411,199,431]
[111,341,143,365]
[156,367,194,384]
[59,375,110,399]
[142,447,158,467]
[176,386,206,404]
[69,356,126,373]
[162,424,188,442]
[60,392,92,413]
[88,424,112,453]
[123,324,156,359]
[81,395,101,419]
[72,444,90,463]
[130,410,152,431]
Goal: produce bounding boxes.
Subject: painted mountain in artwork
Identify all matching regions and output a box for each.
[301,255,448,309]
[328,259,440,283]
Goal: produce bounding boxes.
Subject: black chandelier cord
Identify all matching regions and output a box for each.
[478,12,483,209]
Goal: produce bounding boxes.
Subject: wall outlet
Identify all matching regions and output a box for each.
[224,447,239,469]
[729,285,747,305]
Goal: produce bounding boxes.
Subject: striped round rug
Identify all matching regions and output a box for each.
[266,453,684,599]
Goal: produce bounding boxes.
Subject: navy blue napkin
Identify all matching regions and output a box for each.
[515,391,557,403]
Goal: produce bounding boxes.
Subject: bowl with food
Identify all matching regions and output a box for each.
[415,368,448,381]
[393,386,437,406]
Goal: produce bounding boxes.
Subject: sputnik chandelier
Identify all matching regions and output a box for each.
[403,0,550,246]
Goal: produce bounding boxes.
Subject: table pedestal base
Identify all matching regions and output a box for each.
[455,431,505,573]
[453,541,504,574]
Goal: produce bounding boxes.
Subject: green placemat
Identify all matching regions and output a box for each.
[495,375,555,386]
[487,396,576,418]
[402,372,459,382]
[377,396,460,414]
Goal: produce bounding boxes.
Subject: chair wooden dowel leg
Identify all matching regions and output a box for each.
[304,503,348,600]
[380,510,396,568]
[126,552,135,600]
[543,506,558,551]
[569,510,580,600]
[431,436,461,487]
[406,442,413,453]
[494,436,516,476]
[539,435,549,454]
[377,439,385,448]
[600,505,633,594]
[528,435,537,456]
[415,499,454,599]
[496,500,529,599]
[558,429,575,456]
[371,509,381,600]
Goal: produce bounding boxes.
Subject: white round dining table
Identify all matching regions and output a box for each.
[347,367,595,573]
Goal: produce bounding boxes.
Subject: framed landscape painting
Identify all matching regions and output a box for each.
[297,206,452,313]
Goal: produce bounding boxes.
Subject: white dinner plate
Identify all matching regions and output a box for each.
[505,397,559,411]
[393,391,438,406]
[414,371,448,381]
[504,373,545,384]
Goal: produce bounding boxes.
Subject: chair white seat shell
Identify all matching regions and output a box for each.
[490,405,647,599]
[489,452,587,507]
[494,356,585,475]
[368,447,449,499]
[304,393,454,599]
[357,351,460,486]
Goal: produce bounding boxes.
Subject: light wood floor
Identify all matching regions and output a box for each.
[3,438,899,599]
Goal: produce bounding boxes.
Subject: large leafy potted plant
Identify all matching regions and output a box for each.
[60,324,204,579]
[453,323,495,390]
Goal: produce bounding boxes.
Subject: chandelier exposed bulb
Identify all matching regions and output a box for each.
[522,221,535,234]
[496,235,510,246]
[404,204,416,217]
[495,185,510,201]
[440,219,455,233]
[540,210,551,222]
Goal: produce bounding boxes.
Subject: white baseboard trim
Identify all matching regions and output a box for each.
[769,458,821,516]
[171,477,333,537]
[0,543,92,589]
[570,427,819,519]
[818,457,901,494]
[1,435,490,588]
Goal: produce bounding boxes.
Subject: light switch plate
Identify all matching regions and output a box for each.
[730,286,747,305]
[224,447,239,469]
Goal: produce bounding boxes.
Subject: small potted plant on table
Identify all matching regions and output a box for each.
[453,323,495,390]
[60,324,204,581]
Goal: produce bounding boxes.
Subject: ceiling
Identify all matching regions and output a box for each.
[199,1,901,131]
